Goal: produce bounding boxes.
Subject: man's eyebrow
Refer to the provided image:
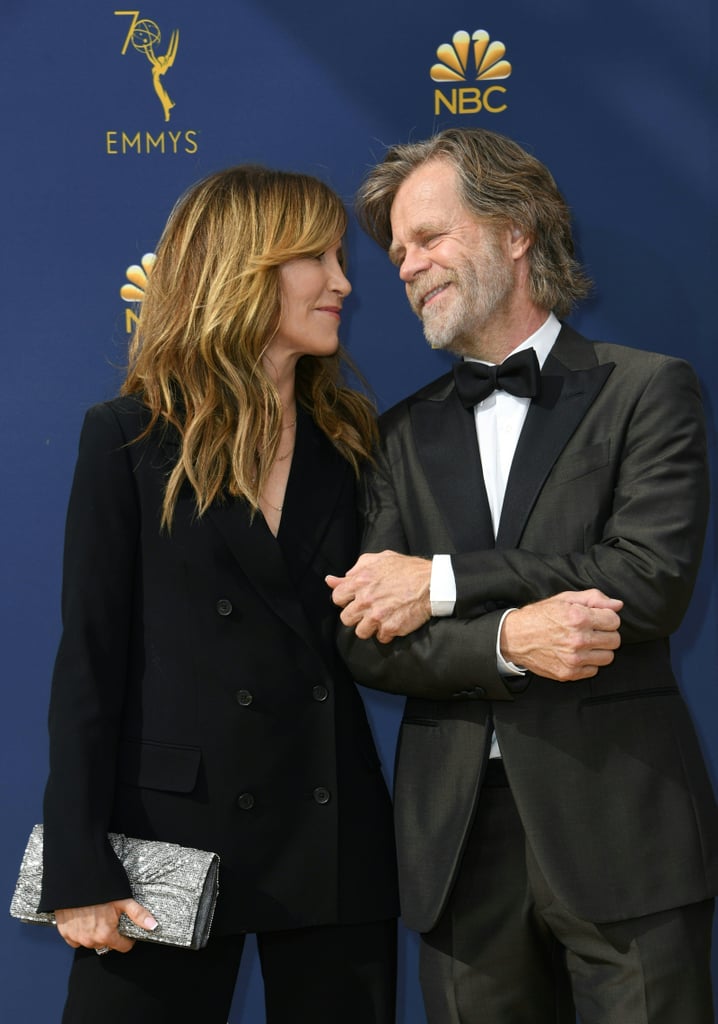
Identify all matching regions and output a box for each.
[387,224,438,266]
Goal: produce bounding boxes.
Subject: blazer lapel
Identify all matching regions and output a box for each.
[496,327,615,549]
[204,411,344,649]
[410,376,496,552]
[205,498,318,646]
[278,408,352,581]
[154,420,300,630]
[161,410,348,649]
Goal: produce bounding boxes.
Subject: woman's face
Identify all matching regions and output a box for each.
[269,239,351,365]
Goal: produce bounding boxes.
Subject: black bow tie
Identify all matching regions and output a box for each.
[453,348,541,408]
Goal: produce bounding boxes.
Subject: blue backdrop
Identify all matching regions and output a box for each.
[2,2,716,1020]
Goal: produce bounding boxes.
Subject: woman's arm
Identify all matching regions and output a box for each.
[40,403,141,914]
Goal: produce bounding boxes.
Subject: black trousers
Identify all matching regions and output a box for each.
[420,761,715,1024]
[61,918,397,1024]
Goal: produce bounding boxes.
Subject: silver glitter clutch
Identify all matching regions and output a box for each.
[10,824,219,950]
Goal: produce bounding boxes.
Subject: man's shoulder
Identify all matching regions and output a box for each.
[593,340,683,370]
[378,370,455,430]
[559,323,693,374]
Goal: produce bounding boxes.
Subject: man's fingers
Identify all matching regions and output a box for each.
[325,574,346,603]
[553,588,623,611]
[339,604,365,629]
[588,608,622,632]
[327,575,353,608]
[592,625,621,650]
[590,647,619,666]
[549,599,622,637]
[356,621,379,641]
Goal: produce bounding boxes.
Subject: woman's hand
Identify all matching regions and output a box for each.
[55,898,158,953]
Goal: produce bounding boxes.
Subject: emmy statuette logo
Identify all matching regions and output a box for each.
[115,11,179,122]
[107,11,197,155]
[431,30,512,116]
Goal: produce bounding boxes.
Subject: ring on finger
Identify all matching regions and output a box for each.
[95,946,111,956]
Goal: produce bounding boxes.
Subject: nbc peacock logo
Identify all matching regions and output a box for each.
[431,30,511,116]
[120,253,156,333]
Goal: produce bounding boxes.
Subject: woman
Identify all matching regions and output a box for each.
[38,165,398,1023]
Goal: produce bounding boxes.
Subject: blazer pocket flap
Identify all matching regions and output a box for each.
[548,440,610,485]
[117,739,201,793]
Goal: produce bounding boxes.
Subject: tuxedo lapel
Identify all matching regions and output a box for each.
[496,329,615,549]
[410,377,495,552]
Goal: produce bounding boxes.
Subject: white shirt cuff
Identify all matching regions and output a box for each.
[430,554,456,616]
[496,609,527,676]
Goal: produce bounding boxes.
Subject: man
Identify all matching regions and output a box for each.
[327,128,718,1022]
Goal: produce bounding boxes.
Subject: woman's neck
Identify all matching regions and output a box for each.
[263,353,297,424]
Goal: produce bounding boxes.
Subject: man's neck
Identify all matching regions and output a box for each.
[453,302,551,364]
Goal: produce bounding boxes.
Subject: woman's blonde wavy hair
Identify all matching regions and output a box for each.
[121,165,377,529]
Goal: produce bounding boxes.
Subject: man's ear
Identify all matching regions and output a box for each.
[510,225,531,259]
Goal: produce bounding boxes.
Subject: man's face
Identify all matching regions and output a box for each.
[388,160,516,356]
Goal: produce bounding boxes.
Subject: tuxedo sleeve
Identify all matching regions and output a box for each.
[338,431,516,702]
[39,403,138,911]
[452,357,709,643]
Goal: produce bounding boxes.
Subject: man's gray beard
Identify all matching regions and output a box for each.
[416,258,515,357]
[418,284,504,357]
[421,307,472,355]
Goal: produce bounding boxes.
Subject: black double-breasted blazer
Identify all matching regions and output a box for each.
[40,396,398,935]
[340,325,718,933]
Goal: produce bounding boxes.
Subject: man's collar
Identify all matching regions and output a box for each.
[464,311,560,368]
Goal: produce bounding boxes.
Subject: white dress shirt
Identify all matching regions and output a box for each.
[429,313,561,756]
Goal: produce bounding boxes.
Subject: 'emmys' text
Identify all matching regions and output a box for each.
[105,130,199,155]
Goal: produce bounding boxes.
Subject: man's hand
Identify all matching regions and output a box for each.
[327,551,432,643]
[55,898,157,953]
[500,589,623,681]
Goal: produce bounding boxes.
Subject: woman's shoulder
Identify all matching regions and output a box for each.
[80,395,157,445]
[94,394,150,426]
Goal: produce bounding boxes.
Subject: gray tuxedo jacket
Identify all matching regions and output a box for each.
[340,324,718,933]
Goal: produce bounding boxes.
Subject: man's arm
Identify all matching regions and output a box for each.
[331,357,708,648]
[453,359,708,642]
[330,406,622,694]
[327,553,621,674]
[336,589,622,702]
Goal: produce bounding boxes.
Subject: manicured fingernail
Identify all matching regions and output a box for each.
[144,915,158,931]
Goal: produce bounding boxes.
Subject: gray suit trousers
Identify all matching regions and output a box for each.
[419,765,715,1024]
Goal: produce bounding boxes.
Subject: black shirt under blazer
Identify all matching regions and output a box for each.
[340,324,718,933]
[40,396,398,934]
